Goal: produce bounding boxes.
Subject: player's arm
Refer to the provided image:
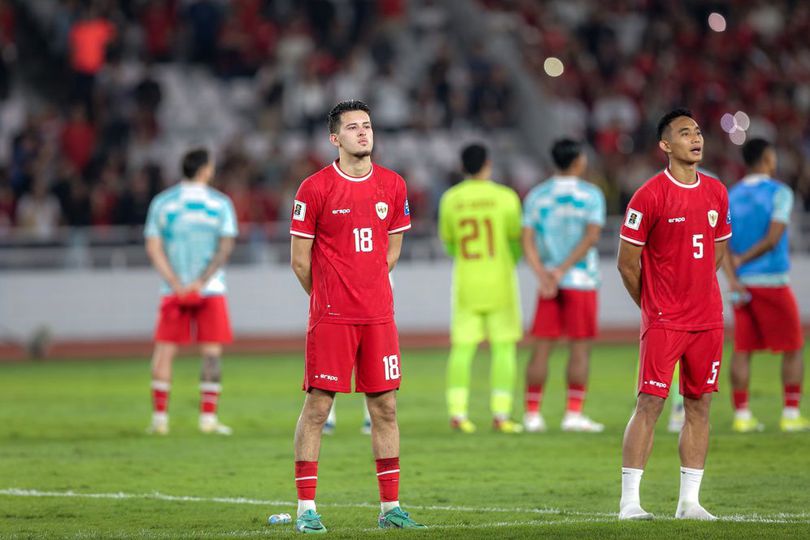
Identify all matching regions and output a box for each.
[145,236,183,295]
[720,242,747,296]
[554,223,602,279]
[522,226,557,298]
[387,232,404,272]
[617,239,643,308]
[290,235,314,295]
[733,221,786,268]
[437,194,457,257]
[190,237,236,291]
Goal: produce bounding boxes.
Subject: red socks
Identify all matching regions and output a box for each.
[785,384,801,409]
[525,385,543,414]
[200,382,221,414]
[151,381,170,414]
[566,383,586,413]
[295,461,318,501]
[376,457,400,502]
[732,389,749,411]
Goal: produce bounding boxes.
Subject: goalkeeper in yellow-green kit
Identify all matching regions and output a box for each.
[438,143,524,433]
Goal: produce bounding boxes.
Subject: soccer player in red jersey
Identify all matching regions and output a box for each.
[617,109,731,521]
[288,101,425,533]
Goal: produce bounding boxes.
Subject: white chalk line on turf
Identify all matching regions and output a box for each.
[1,488,808,526]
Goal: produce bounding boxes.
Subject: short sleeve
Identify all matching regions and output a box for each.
[290,178,320,239]
[388,175,411,234]
[587,187,607,226]
[771,184,794,224]
[619,187,655,246]
[220,196,238,237]
[715,185,732,241]
[144,196,161,238]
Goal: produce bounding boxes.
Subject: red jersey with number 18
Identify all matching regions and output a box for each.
[290,160,411,329]
[619,169,732,334]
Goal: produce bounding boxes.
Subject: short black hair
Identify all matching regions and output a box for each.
[550,138,583,170]
[181,148,210,179]
[461,143,488,175]
[741,138,772,167]
[657,108,694,140]
[328,100,371,134]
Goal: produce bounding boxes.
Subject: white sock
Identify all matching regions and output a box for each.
[678,467,704,505]
[199,413,217,424]
[297,499,316,517]
[381,500,399,513]
[734,409,752,421]
[620,467,643,509]
[783,407,800,420]
[152,412,168,423]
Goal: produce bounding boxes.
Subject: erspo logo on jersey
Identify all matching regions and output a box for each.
[624,208,643,230]
[293,200,307,221]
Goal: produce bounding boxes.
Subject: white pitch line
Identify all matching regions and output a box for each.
[1,488,809,526]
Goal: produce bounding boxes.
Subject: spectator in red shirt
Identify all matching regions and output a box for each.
[61,104,96,175]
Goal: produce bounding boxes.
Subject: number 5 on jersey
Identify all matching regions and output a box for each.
[353,227,373,252]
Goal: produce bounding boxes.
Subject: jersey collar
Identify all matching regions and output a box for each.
[333,160,373,182]
[664,168,701,189]
[741,173,769,185]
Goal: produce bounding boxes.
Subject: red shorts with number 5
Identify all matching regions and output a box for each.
[304,321,401,394]
[733,286,804,353]
[638,328,723,399]
[154,294,233,345]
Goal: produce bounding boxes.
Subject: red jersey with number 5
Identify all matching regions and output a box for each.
[290,160,411,328]
[619,169,732,334]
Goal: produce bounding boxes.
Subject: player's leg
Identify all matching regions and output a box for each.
[667,367,685,433]
[781,348,808,431]
[148,295,190,434]
[293,323,356,532]
[730,292,763,432]
[196,295,234,435]
[294,388,334,533]
[620,328,682,520]
[149,342,178,434]
[357,322,424,529]
[488,300,524,433]
[675,329,722,520]
[447,304,483,432]
[524,294,561,431]
[768,287,809,431]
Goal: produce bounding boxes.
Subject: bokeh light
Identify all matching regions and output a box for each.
[543,57,564,77]
[708,12,727,32]
[720,113,736,133]
[734,111,750,131]
[730,130,747,145]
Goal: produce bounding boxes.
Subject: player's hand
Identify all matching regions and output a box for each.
[550,267,564,284]
[728,280,751,306]
[177,280,205,307]
[538,270,558,299]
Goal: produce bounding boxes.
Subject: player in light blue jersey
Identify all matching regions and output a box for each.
[144,148,238,436]
[721,138,807,433]
[521,139,606,433]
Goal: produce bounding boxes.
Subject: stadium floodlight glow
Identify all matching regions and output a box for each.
[708,12,727,32]
[734,111,750,131]
[730,129,746,145]
[720,113,736,133]
[543,57,564,77]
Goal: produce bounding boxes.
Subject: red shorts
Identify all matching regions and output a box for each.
[304,321,401,394]
[154,295,233,345]
[530,289,598,339]
[733,286,804,353]
[638,328,723,399]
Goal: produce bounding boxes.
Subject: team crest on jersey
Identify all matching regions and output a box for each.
[375,201,389,220]
[707,210,718,228]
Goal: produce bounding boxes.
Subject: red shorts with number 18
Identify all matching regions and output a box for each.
[304,321,402,394]
[638,328,723,399]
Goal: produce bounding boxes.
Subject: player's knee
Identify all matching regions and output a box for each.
[635,393,665,419]
[368,396,397,425]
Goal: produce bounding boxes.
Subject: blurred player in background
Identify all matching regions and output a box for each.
[144,148,238,436]
[722,138,808,433]
[521,138,606,433]
[289,100,425,533]
[439,143,524,434]
[617,109,731,520]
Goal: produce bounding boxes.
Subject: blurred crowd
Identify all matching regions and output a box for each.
[1,0,809,243]
[482,0,810,211]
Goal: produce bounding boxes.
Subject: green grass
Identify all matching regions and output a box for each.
[1,345,808,539]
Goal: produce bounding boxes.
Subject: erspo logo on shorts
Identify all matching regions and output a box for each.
[625,208,643,230]
[293,200,307,221]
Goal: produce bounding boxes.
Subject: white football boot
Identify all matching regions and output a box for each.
[561,412,604,432]
[523,413,547,433]
[199,414,233,435]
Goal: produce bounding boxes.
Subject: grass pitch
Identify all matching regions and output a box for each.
[1,344,808,539]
